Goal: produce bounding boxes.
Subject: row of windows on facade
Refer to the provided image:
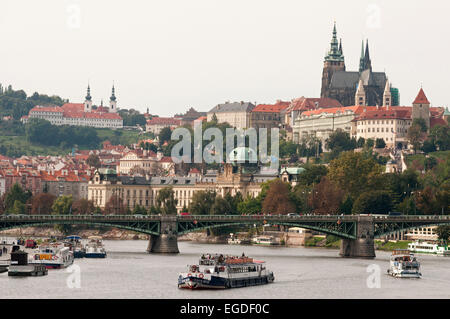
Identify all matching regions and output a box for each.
[357,127,409,133]
[359,120,411,125]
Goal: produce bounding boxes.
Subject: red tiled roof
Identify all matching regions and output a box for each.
[30,106,64,113]
[302,105,375,117]
[146,117,181,126]
[159,156,173,163]
[252,101,290,113]
[413,88,430,104]
[430,117,448,128]
[288,97,343,112]
[355,109,411,121]
[62,103,84,112]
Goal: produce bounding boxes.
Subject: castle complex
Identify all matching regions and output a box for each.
[320,23,396,107]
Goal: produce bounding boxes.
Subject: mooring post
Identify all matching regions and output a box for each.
[339,215,375,258]
[146,216,179,254]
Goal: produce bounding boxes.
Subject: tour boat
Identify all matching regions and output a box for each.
[387,249,421,278]
[408,241,450,256]
[64,235,86,258]
[251,235,278,246]
[84,236,107,258]
[28,243,74,269]
[178,253,275,289]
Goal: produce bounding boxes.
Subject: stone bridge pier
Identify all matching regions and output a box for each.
[147,216,179,254]
[339,216,375,258]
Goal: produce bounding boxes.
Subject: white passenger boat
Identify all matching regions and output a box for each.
[85,236,107,258]
[408,241,450,256]
[387,249,421,278]
[28,243,74,269]
[251,235,278,246]
[178,253,274,289]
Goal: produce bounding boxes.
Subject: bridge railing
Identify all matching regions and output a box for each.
[0,215,162,221]
[176,214,359,221]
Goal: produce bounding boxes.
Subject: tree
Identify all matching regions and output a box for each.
[279,140,298,158]
[211,196,232,215]
[156,186,177,215]
[436,226,450,245]
[262,179,296,215]
[428,124,450,151]
[296,164,328,186]
[375,138,386,149]
[237,196,262,215]
[31,193,56,215]
[11,200,26,215]
[159,127,173,145]
[412,118,428,133]
[4,183,31,214]
[51,195,73,215]
[356,137,365,148]
[86,154,101,169]
[309,177,344,215]
[365,138,375,148]
[104,196,126,215]
[132,204,148,215]
[352,191,393,215]
[72,199,95,215]
[407,124,427,154]
[327,151,383,198]
[189,190,216,215]
[325,129,356,154]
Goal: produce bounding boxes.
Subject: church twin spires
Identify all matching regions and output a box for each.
[84,84,117,113]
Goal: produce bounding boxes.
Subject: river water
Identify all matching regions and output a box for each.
[2,240,450,299]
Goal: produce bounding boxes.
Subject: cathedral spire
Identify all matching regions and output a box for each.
[324,22,344,63]
[363,39,372,71]
[359,40,365,73]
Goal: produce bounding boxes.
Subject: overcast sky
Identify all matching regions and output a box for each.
[0,0,448,116]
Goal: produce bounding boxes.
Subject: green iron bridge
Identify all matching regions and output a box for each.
[1,214,450,258]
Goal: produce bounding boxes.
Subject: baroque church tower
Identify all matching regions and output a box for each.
[109,85,117,113]
[84,84,93,112]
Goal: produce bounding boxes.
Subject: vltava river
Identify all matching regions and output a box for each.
[2,240,450,298]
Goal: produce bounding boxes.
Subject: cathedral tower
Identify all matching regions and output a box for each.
[320,22,346,98]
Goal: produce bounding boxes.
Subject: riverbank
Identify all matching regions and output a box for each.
[0,226,148,240]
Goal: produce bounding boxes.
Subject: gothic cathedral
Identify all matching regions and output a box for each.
[320,23,397,107]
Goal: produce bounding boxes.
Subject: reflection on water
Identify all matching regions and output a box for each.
[2,240,450,299]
